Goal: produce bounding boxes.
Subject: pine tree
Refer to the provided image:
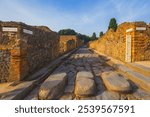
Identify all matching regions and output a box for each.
[99,31,104,37]
[108,18,118,31]
[91,32,97,40]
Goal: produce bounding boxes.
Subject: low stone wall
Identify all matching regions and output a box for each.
[89,22,150,62]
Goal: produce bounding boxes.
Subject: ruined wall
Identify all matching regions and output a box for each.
[89,22,150,62]
[0,22,83,83]
[59,35,79,55]
[133,22,150,61]
[0,21,60,82]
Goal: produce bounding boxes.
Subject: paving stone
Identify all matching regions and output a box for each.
[75,78,96,96]
[118,65,150,93]
[101,91,120,100]
[38,73,67,100]
[60,94,74,100]
[0,81,35,100]
[64,85,74,93]
[96,94,102,100]
[101,71,131,92]
[76,66,85,71]
[76,71,94,80]
[75,71,96,96]
[94,76,106,93]
[80,96,96,100]
[101,67,114,72]
[93,69,102,76]
[133,89,150,100]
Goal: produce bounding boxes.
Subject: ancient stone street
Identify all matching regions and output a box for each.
[5,46,147,100]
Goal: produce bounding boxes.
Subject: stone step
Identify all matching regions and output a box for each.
[125,62,150,77]
[38,73,67,100]
[75,71,96,97]
[101,71,131,93]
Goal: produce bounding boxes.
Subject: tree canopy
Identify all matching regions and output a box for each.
[99,31,104,37]
[91,32,97,40]
[108,18,118,31]
[58,29,98,43]
[77,33,91,43]
[58,29,77,35]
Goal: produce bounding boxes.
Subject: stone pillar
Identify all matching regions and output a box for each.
[9,47,29,81]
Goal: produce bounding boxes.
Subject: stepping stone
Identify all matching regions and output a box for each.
[38,73,67,100]
[76,71,94,80]
[75,71,96,96]
[96,91,120,100]
[101,71,131,92]
[75,78,96,96]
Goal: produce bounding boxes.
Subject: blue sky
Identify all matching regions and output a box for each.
[0,0,150,36]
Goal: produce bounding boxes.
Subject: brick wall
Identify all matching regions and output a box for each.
[89,22,150,62]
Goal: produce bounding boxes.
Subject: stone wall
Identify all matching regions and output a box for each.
[0,50,10,82]
[0,21,60,82]
[0,22,83,83]
[59,35,81,55]
[89,22,150,62]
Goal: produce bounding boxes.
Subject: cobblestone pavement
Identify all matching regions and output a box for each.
[25,46,150,100]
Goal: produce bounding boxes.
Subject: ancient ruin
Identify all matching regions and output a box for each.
[0,21,150,100]
[0,21,81,83]
[89,22,150,62]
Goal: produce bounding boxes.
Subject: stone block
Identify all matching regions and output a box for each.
[38,73,67,100]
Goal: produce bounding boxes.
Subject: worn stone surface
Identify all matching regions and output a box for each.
[64,85,74,93]
[75,71,96,96]
[38,73,67,100]
[75,78,96,96]
[60,93,74,100]
[101,71,131,92]
[101,91,120,100]
[133,89,150,100]
[80,96,96,100]
[76,71,94,80]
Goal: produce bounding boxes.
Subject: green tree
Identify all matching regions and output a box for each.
[99,31,104,37]
[77,33,91,43]
[108,18,118,31]
[58,29,77,35]
[91,32,97,40]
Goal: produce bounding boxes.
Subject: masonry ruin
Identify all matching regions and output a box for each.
[0,21,82,83]
[59,35,83,55]
[89,21,150,62]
